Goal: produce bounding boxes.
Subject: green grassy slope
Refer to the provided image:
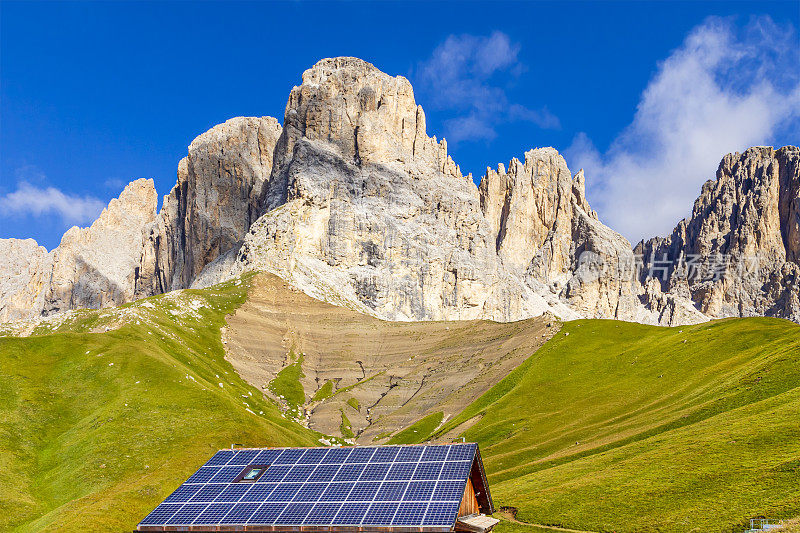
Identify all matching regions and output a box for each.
[434,318,800,533]
[0,276,318,532]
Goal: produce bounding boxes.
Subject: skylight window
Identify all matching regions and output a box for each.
[235,465,268,482]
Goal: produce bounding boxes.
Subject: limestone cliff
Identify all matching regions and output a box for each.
[0,179,157,321]
[638,146,800,322]
[214,58,657,322]
[136,116,282,296]
[43,178,158,315]
[0,239,53,322]
[2,57,796,328]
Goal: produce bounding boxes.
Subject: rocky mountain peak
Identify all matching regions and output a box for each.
[0,179,157,321]
[211,59,660,323]
[264,57,463,211]
[2,57,797,329]
[136,116,283,296]
[638,145,800,321]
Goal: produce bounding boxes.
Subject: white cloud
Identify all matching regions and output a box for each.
[416,31,560,143]
[104,178,126,191]
[0,181,105,225]
[566,16,800,244]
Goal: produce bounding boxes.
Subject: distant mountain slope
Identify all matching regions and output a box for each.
[432,318,800,532]
[638,146,800,323]
[0,275,318,532]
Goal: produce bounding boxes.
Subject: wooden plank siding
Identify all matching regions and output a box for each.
[458,478,480,517]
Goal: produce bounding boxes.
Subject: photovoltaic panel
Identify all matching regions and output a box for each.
[298,447,329,464]
[345,447,375,463]
[284,464,317,482]
[276,502,315,523]
[253,449,282,464]
[334,463,365,481]
[214,483,250,502]
[241,483,276,502]
[194,503,232,524]
[258,464,291,482]
[248,502,284,524]
[346,481,380,501]
[190,484,226,502]
[403,481,435,501]
[186,466,218,483]
[396,446,424,462]
[322,447,352,463]
[205,450,235,466]
[413,461,443,480]
[222,502,260,522]
[432,480,465,501]
[440,460,472,480]
[311,463,341,482]
[166,503,206,525]
[421,445,450,462]
[334,502,370,525]
[423,502,461,526]
[320,482,354,501]
[292,482,328,502]
[360,462,390,481]
[267,483,303,502]
[446,443,477,461]
[386,462,416,480]
[369,446,400,463]
[140,503,182,525]
[363,502,399,525]
[275,448,306,465]
[137,443,482,531]
[375,481,407,501]
[305,502,342,524]
[228,449,261,465]
[392,502,429,525]
[163,483,201,503]
[209,465,244,483]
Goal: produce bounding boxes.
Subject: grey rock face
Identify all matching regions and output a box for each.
[2,57,795,328]
[216,58,657,323]
[0,239,53,322]
[0,179,158,321]
[43,178,158,315]
[637,146,800,322]
[136,116,282,295]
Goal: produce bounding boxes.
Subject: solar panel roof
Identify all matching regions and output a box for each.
[137,443,489,532]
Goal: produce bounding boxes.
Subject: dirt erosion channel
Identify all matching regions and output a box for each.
[222,273,560,442]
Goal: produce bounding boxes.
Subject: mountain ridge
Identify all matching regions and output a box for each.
[1,57,797,327]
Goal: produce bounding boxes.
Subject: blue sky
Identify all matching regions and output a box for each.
[2,1,798,249]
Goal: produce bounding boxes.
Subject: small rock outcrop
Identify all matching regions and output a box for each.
[638,146,800,322]
[43,178,158,315]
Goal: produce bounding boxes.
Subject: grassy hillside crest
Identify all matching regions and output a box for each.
[434,318,800,532]
[0,275,319,532]
[2,275,798,533]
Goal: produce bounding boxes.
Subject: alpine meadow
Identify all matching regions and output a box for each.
[2,2,799,532]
